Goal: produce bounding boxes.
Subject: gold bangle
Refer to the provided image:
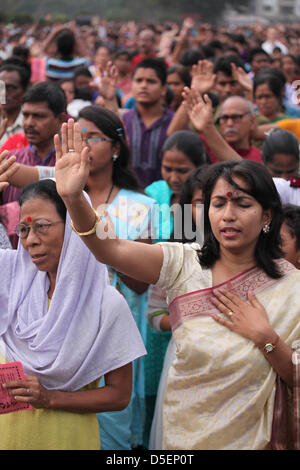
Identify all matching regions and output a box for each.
[70,208,101,236]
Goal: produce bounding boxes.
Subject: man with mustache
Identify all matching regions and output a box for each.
[1,81,66,247]
[202,95,262,164]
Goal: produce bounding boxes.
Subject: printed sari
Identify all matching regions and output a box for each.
[155,242,300,450]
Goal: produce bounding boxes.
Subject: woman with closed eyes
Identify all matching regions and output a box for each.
[54,120,300,450]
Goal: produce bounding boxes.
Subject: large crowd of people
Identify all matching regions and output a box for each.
[0,16,300,451]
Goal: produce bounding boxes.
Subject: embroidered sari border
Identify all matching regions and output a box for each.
[169,260,296,332]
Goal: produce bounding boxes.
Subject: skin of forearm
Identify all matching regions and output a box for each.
[62,193,162,284]
[167,103,190,136]
[48,382,132,414]
[254,327,293,388]
[8,165,39,187]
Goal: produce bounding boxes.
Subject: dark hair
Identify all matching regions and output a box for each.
[132,58,167,85]
[56,29,75,60]
[171,165,209,243]
[114,49,132,60]
[179,48,205,67]
[162,130,210,167]
[282,204,300,249]
[0,62,31,90]
[253,71,285,100]
[167,64,191,87]
[22,81,67,115]
[213,54,245,76]
[262,129,299,164]
[199,160,284,278]
[74,66,92,80]
[247,47,270,64]
[12,46,30,61]
[78,106,141,191]
[19,179,67,222]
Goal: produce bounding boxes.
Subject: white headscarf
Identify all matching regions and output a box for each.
[0,186,146,391]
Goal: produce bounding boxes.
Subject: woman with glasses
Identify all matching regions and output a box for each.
[54,121,300,450]
[254,71,292,125]
[0,176,146,450]
[3,106,155,450]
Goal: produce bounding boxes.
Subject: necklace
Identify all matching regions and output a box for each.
[105,183,114,204]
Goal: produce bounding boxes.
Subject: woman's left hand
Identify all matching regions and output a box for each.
[210,288,274,346]
[3,376,53,409]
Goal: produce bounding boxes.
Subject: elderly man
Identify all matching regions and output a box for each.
[130,29,157,72]
[202,95,262,163]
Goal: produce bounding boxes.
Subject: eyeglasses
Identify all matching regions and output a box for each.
[83,136,113,146]
[15,219,64,239]
[218,112,250,124]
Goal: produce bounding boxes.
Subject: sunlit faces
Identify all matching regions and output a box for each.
[20,197,65,275]
[264,153,299,180]
[219,97,255,148]
[280,222,300,268]
[254,82,280,120]
[161,148,197,195]
[0,69,25,112]
[250,53,270,74]
[77,117,118,175]
[208,177,271,256]
[22,101,64,146]
[131,67,166,105]
[215,72,243,103]
[166,72,185,102]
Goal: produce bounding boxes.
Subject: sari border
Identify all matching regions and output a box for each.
[169,259,297,332]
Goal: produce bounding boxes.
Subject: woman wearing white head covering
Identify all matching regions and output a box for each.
[0,176,146,450]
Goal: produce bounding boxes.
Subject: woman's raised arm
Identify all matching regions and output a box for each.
[54,119,163,285]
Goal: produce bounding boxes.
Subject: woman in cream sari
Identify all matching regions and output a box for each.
[53,119,300,450]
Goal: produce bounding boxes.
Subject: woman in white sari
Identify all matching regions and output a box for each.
[53,119,300,450]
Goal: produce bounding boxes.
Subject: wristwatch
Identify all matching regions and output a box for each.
[263,334,280,354]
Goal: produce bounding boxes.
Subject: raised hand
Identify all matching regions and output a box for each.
[191,60,216,95]
[97,61,119,102]
[0,150,19,192]
[182,87,214,132]
[54,119,89,200]
[231,63,253,99]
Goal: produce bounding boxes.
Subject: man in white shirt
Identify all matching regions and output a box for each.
[261,27,288,55]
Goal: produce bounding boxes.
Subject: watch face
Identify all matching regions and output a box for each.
[265,343,274,353]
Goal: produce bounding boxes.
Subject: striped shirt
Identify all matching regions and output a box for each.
[46,57,89,80]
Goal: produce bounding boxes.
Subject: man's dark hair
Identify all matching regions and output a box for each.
[0,62,31,90]
[132,58,167,85]
[213,54,245,76]
[22,81,66,115]
[248,47,270,64]
[282,204,300,250]
[56,29,75,60]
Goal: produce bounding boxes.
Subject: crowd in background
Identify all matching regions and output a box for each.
[1,16,300,451]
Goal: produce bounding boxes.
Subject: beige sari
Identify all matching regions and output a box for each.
[156,242,300,450]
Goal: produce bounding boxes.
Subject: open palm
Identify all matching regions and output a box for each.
[54,119,90,199]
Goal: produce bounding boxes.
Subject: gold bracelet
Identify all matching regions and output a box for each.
[70,208,101,236]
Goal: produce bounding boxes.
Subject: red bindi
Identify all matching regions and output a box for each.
[226,192,232,198]
[27,216,32,222]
